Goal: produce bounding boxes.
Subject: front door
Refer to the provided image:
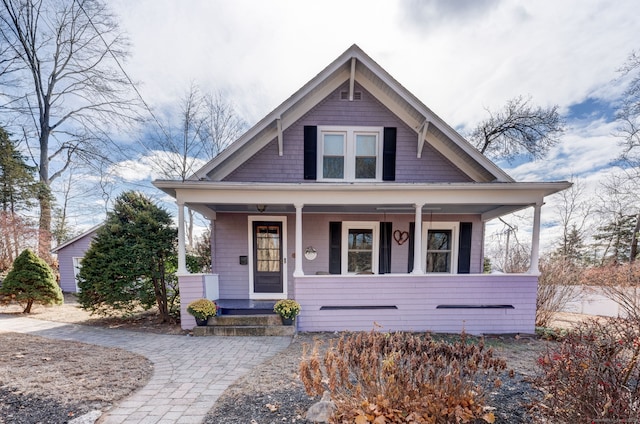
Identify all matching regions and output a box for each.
[252,221,284,294]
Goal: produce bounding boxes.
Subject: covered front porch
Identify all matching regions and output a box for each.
[153,181,569,332]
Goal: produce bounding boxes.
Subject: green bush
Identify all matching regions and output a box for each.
[534,317,640,423]
[77,191,177,322]
[0,249,62,313]
[300,331,508,423]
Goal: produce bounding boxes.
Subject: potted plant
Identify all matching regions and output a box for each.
[273,299,301,325]
[187,298,217,326]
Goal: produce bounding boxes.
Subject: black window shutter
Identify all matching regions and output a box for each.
[329,222,342,274]
[458,222,472,274]
[303,126,317,180]
[379,222,392,274]
[382,127,397,181]
[407,222,415,273]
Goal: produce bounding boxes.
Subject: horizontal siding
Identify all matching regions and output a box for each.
[178,275,206,329]
[211,212,483,299]
[294,274,537,334]
[55,232,96,293]
[224,82,472,183]
[299,213,483,275]
[214,213,297,299]
[213,214,250,299]
[214,212,484,300]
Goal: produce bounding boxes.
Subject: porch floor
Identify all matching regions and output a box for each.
[215,299,277,315]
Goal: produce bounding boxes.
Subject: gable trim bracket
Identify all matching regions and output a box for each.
[349,57,356,101]
[417,120,430,158]
[277,117,283,156]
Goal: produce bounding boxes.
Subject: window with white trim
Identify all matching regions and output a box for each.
[422,222,459,273]
[318,126,383,181]
[342,221,379,274]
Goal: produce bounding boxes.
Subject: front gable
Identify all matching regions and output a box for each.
[224,82,473,183]
[193,44,512,184]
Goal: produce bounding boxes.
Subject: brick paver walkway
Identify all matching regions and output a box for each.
[0,315,292,424]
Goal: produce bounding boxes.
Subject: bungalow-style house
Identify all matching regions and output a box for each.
[51,225,101,293]
[154,45,570,334]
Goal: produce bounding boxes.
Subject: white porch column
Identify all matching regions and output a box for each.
[177,200,188,274]
[411,203,425,274]
[528,202,543,274]
[293,203,304,277]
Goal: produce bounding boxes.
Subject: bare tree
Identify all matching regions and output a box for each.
[144,85,247,247]
[201,90,247,158]
[617,50,640,166]
[593,173,640,264]
[554,178,592,263]
[486,215,530,273]
[469,95,565,161]
[0,0,140,259]
[147,83,207,181]
[616,51,640,261]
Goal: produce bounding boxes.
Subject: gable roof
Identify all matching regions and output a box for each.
[192,44,513,183]
[50,224,101,253]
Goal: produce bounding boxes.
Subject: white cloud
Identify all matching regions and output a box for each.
[108,151,207,182]
[88,0,638,254]
[108,0,638,139]
[506,119,624,182]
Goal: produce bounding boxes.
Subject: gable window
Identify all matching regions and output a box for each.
[318,126,382,181]
[422,222,458,274]
[342,221,379,274]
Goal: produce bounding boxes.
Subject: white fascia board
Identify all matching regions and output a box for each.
[205,70,350,181]
[192,44,512,185]
[352,49,513,183]
[157,181,572,207]
[192,48,358,181]
[355,74,492,182]
[51,224,102,253]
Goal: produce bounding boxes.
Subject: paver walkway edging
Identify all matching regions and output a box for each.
[0,315,292,424]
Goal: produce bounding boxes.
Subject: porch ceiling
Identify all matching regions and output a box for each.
[188,203,530,221]
[155,180,572,221]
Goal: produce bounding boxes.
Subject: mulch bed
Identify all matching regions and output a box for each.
[206,333,546,423]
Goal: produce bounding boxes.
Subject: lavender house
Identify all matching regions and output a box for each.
[51,225,100,293]
[154,45,570,334]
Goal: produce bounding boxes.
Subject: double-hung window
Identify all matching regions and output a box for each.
[342,222,379,274]
[422,222,459,273]
[318,126,382,181]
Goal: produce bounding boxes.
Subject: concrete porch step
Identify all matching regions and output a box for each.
[191,313,295,337]
[209,314,282,326]
[192,325,295,337]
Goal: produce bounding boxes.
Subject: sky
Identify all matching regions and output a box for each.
[78,0,638,255]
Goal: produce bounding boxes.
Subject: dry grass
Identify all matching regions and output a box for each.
[0,332,153,406]
[0,293,186,334]
[0,292,177,421]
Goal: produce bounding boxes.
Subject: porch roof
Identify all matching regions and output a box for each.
[153,180,571,221]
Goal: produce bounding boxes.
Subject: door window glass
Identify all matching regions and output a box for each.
[256,225,280,272]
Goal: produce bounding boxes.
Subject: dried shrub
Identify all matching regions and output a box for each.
[537,259,582,327]
[580,262,640,287]
[300,331,508,424]
[580,263,640,322]
[534,317,640,423]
